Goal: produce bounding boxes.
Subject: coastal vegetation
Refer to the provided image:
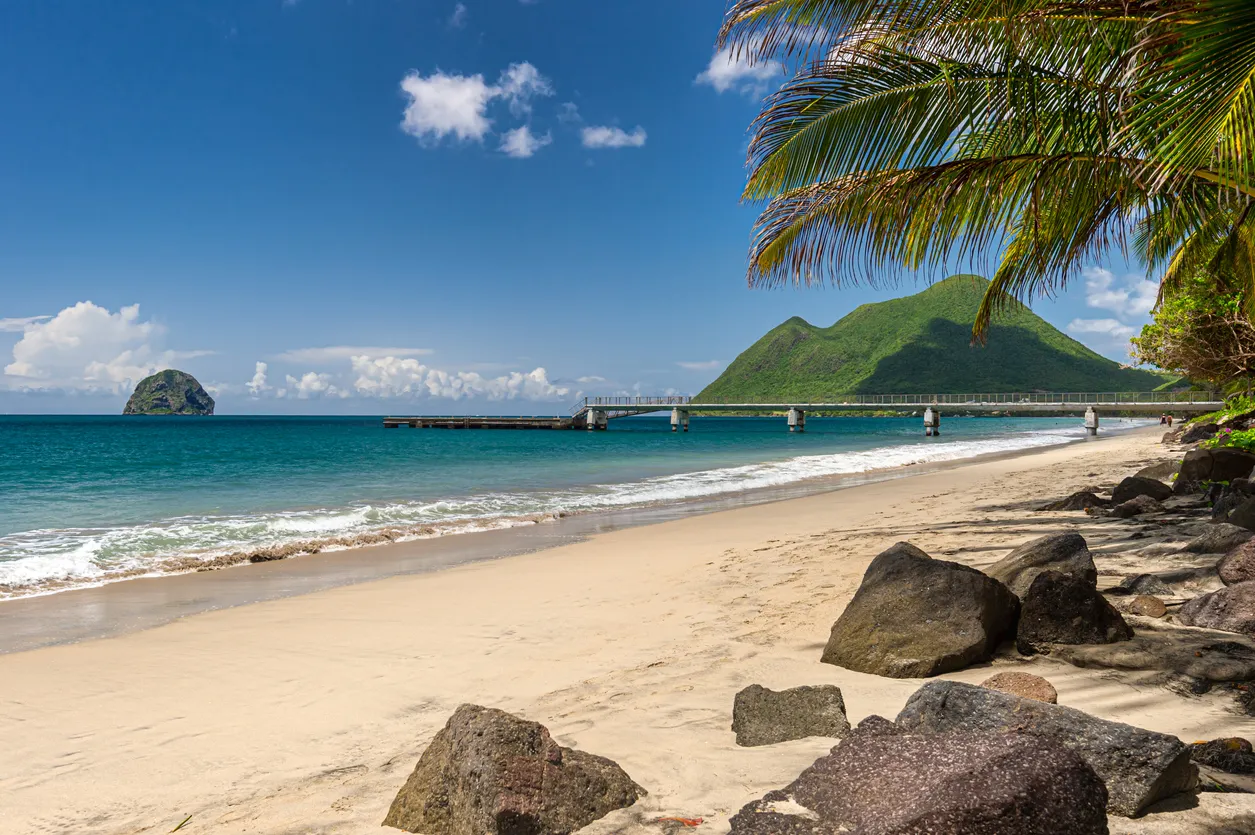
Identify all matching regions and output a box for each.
[122,369,215,416]
[719,0,1255,347]
[698,276,1167,401]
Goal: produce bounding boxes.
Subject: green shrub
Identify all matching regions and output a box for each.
[1205,427,1255,453]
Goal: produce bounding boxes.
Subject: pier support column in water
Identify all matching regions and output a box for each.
[787,408,805,433]
[586,410,607,431]
[924,408,941,436]
[1085,407,1099,436]
[670,408,690,432]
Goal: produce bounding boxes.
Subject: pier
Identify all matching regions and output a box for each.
[385,391,1222,433]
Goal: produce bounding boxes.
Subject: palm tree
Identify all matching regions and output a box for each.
[719,0,1255,340]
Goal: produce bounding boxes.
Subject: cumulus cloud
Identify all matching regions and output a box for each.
[676,360,721,371]
[284,371,344,399]
[3,302,208,392]
[576,375,606,384]
[499,125,552,158]
[274,346,432,364]
[581,125,647,149]
[1083,267,1158,319]
[247,361,271,397]
[0,315,51,333]
[696,44,781,95]
[1067,318,1137,338]
[400,62,553,145]
[351,356,570,401]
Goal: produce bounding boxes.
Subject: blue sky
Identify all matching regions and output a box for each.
[0,0,1159,414]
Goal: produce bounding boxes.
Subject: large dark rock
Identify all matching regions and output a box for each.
[727,722,1108,835]
[382,704,644,834]
[895,680,1198,816]
[1220,539,1255,585]
[122,369,215,416]
[1111,494,1165,518]
[1180,422,1221,445]
[1136,460,1181,481]
[820,542,1018,678]
[732,684,849,747]
[1177,582,1255,637]
[1017,571,1133,655]
[1038,491,1109,512]
[1113,574,1175,596]
[1225,496,1255,532]
[1175,448,1255,494]
[1112,476,1173,504]
[985,533,1096,599]
[1183,523,1254,554]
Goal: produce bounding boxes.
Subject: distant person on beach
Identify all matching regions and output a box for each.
[1167,414,1174,427]
[1160,415,1167,425]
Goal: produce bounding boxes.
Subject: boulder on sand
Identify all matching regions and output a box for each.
[1177,582,1255,637]
[1112,574,1174,596]
[1111,494,1165,518]
[1191,738,1255,774]
[820,542,1018,678]
[1183,523,1254,554]
[1225,496,1255,532]
[1017,571,1133,655]
[979,671,1058,704]
[1128,595,1168,618]
[732,684,850,747]
[1175,448,1255,494]
[382,704,644,834]
[1136,460,1182,481]
[1112,476,1173,504]
[1037,491,1109,512]
[985,532,1096,599]
[896,680,1198,816]
[1220,539,1255,585]
[1180,422,1221,445]
[728,722,1108,835]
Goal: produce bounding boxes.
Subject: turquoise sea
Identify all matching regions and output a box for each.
[0,414,1145,598]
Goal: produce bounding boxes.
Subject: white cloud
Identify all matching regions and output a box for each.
[351,356,570,401]
[557,102,582,123]
[677,360,721,371]
[0,315,51,333]
[500,125,552,158]
[274,346,433,364]
[1067,318,1137,339]
[247,361,271,397]
[696,44,781,96]
[581,125,647,149]
[577,375,606,384]
[284,371,345,399]
[1083,267,1159,318]
[448,2,468,28]
[400,62,553,145]
[3,302,208,392]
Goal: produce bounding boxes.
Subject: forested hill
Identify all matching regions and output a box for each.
[697,276,1167,401]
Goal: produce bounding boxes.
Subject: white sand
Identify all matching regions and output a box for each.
[3,428,1253,834]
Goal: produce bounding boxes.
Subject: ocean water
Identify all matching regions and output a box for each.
[0,414,1144,598]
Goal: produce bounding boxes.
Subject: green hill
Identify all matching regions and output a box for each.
[698,276,1167,400]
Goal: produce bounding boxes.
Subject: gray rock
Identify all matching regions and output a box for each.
[1136,460,1182,481]
[820,542,1018,678]
[985,533,1096,599]
[1113,573,1175,596]
[1017,571,1133,655]
[1183,523,1255,554]
[1111,494,1165,518]
[732,684,850,747]
[727,725,1108,835]
[1220,539,1255,585]
[895,680,1198,816]
[1037,491,1109,512]
[1180,422,1221,445]
[1178,582,1255,637]
[1226,496,1255,532]
[382,704,644,834]
[1112,476,1174,504]
[1175,448,1255,494]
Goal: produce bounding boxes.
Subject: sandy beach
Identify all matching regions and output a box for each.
[4,427,1254,834]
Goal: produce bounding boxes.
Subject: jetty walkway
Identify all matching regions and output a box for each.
[384,391,1221,434]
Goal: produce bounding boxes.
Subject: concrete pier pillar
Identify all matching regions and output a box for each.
[671,408,683,432]
[787,408,805,433]
[924,407,941,436]
[1084,407,1099,436]
[586,409,607,431]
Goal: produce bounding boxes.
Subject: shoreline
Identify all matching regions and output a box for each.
[0,424,1139,654]
[5,425,1251,834]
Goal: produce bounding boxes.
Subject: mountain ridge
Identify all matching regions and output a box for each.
[697,276,1167,401]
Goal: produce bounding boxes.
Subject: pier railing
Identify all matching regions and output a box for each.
[572,391,1218,412]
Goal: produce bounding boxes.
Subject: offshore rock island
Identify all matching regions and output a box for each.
[123,369,215,416]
